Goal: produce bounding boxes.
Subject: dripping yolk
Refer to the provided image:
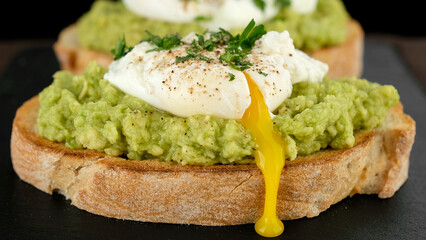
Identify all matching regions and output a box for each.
[240,72,286,238]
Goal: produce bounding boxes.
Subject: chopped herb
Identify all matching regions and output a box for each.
[229,72,236,81]
[111,35,133,60]
[175,19,266,71]
[175,35,215,63]
[209,28,234,45]
[258,71,268,76]
[275,0,291,8]
[253,0,266,11]
[192,34,215,51]
[254,0,291,12]
[111,20,267,74]
[176,52,213,63]
[218,19,266,71]
[238,19,266,51]
[194,15,213,21]
[143,31,182,53]
[219,51,252,71]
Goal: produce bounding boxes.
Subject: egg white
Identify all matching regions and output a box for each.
[122,0,279,30]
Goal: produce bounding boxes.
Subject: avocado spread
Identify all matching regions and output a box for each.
[76,0,348,53]
[37,62,399,165]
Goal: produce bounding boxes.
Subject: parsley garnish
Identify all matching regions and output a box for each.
[219,51,252,71]
[194,15,213,22]
[258,71,268,76]
[111,35,133,60]
[176,52,213,63]
[253,0,266,11]
[254,0,291,11]
[218,19,266,71]
[110,20,267,74]
[143,31,183,53]
[193,33,215,51]
[253,0,291,12]
[209,28,234,45]
[275,0,291,8]
[229,72,236,81]
[175,19,266,71]
[176,34,215,63]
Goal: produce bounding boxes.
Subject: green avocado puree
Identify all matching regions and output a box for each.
[37,62,399,165]
[76,0,348,53]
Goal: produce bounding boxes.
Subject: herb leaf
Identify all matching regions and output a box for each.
[218,19,266,71]
[210,28,234,45]
[143,31,182,53]
[239,20,267,51]
[254,0,291,12]
[258,71,268,76]
[194,15,213,22]
[219,51,252,71]
[176,52,213,63]
[111,35,133,60]
[239,19,256,46]
[229,72,236,81]
[275,0,291,8]
[253,0,266,11]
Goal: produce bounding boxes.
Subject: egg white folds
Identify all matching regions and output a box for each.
[123,0,319,31]
[123,0,279,30]
[104,31,328,119]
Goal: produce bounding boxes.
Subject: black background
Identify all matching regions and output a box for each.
[0,0,423,40]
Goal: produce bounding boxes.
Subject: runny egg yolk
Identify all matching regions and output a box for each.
[241,72,286,238]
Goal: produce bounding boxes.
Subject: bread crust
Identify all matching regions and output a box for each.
[53,19,364,79]
[11,96,415,225]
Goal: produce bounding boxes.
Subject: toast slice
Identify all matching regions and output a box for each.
[10,96,415,225]
[53,19,364,79]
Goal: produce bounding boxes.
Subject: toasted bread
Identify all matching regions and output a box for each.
[11,96,415,225]
[53,19,364,79]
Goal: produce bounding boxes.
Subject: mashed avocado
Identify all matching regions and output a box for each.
[76,0,348,53]
[37,62,399,165]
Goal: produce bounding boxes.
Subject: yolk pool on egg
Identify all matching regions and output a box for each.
[240,72,286,238]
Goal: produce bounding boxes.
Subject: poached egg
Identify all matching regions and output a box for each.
[123,0,319,31]
[104,30,328,119]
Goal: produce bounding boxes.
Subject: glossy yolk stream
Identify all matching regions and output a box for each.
[240,72,286,238]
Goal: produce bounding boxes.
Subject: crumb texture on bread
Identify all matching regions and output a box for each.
[11,96,415,225]
[53,19,364,79]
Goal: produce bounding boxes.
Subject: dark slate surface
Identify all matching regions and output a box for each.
[1,41,425,240]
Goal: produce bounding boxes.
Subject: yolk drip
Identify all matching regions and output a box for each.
[241,72,286,238]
